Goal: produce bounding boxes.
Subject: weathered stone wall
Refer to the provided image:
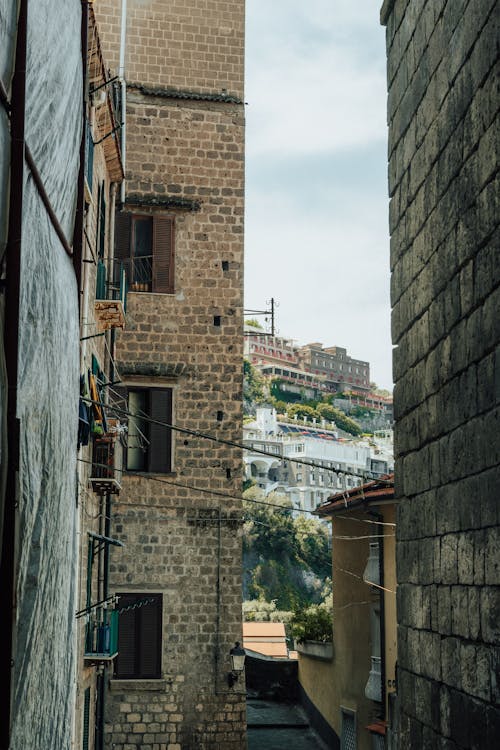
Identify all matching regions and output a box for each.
[381,0,499,747]
[95,1,246,747]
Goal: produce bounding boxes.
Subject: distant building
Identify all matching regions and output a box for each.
[244,408,393,512]
[298,342,371,392]
[244,330,371,396]
[243,622,290,659]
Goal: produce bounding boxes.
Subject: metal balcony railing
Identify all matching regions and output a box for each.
[120,255,153,292]
[89,429,123,495]
[84,609,118,662]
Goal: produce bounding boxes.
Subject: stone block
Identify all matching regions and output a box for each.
[441,637,462,690]
[440,534,458,584]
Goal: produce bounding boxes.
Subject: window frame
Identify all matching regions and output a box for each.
[114,211,175,294]
[126,386,173,474]
[115,593,163,680]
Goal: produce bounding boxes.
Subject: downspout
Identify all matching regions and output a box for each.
[370,508,386,721]
[0,2,27,747]
[119,0,127,205]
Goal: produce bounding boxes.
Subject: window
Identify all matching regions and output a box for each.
[115,593,162,679]
[127,388,173,473]
[341,708,356,750]
[115,212,175,293]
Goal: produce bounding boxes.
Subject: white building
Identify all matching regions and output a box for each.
[243,408,393,513]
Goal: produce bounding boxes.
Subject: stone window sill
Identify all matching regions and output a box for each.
[109,677,173,692]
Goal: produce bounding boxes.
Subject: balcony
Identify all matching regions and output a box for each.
[89,425,123,495]
[94,261,127,332]
[84,609,118,664]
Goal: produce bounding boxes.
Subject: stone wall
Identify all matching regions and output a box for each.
[95,1,246,747]
[381,0,499,747]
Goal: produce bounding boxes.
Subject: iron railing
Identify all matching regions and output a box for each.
[84,609,118,659]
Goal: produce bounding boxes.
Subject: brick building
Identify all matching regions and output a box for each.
[245,330,371,395]
[381,0,499,747]
[94,1,246,748]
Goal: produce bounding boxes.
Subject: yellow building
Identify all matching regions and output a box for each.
[297,475,396,749]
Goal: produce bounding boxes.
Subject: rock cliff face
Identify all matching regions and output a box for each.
[382,0,499,747]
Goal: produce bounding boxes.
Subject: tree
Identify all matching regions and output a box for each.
[243,358,266,410]
[316,402,362,436]
[245,318,263,329]
[242,487,332,611]
[290,603,333,643]
[287,403,319,421]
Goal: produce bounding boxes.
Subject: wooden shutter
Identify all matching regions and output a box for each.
[148,389,172,473]
[82,687,90,750]
[116,597,137,678]
[116,594,162,678]
[139,595,162,677]
[99,187,106,259]
[114,212,131,261]
[152,216,174,293]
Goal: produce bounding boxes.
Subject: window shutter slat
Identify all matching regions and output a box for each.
[82,687,90,750]
[116,598,137,678]
[114,212,131,261]
[139,595,162,677]
[152,217,174,293]
[148,389,172,473]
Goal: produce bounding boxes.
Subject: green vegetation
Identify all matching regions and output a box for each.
[243,359,266,410]
[242,599,293,624]
[269,379,302,404]
[242,487,331,611]
[290,601,333,644]
[245,318,263,329]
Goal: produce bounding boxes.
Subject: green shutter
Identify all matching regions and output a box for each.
[82,687,90,750]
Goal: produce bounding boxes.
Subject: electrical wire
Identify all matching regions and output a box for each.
[76,456,394,528]
[81,396,392,487]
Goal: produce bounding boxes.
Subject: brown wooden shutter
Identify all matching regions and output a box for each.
[148,389,172,473]
[152,216,174,293]
[114,212,131,277]
[116,596,137,678]
[139,595,162,677]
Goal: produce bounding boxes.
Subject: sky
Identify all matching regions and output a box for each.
[244,0,393,390]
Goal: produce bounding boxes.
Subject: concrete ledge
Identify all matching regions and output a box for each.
[296,641,333,661]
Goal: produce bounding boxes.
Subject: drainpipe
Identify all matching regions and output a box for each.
[0,2,27,747]
[369,508,386,721]
[118,0,127,205]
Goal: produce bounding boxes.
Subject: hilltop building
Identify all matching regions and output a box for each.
[245,329,371,395]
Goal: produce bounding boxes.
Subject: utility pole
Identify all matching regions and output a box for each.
[244,297,278,336]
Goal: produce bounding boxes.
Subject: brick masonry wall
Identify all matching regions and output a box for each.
[381,0,499,747]
[95,0,244,97]
[94,2,246,748]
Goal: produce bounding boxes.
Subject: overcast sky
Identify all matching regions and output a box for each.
[244,0,393,390]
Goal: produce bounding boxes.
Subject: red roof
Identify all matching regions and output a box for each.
[242,622,289,659]
[314,474,395,517]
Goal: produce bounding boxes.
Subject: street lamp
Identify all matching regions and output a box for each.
[228,641,246,687]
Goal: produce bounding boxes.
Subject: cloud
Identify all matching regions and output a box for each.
[244,1,393,389]
[245,0,388,157]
